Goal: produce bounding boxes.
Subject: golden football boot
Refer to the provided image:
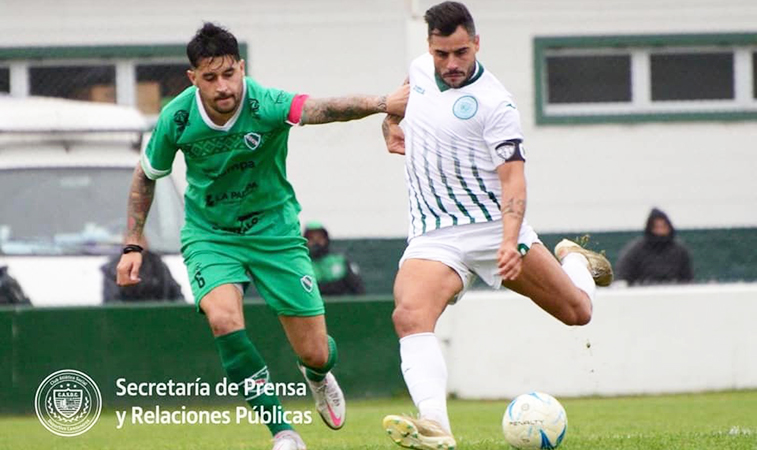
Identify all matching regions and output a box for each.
[554,239,614,286]
[383,414,456,450]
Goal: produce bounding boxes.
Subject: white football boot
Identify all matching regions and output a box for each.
[271,429,306,450]
[299,365,346,429]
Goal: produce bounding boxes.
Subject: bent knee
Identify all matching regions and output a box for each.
[205,308,244,336]
[392,304,435,337]
[568,307,592,326]
[561,302,592,326]
[298,344,329,369]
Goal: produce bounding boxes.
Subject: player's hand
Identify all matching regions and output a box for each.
[385,83,410,117]
[497,243,523,281]
[384,115,406,155]
[116,252,143,286]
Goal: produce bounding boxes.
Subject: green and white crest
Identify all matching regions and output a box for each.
[243,132,262,151]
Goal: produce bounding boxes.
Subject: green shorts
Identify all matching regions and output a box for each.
[181,203,324,317]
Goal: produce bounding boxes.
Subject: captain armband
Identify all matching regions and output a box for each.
[494,139,526,163]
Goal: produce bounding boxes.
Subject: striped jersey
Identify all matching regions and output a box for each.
[403,53,524,239]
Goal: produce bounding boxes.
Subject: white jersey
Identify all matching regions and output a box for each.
[403,53,525,239]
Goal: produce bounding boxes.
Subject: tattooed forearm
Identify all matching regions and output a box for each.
[126,164,156,243]
[382,116,391,141]
[377,95,387,113]
[301,95,387,125]
[502,198,527,219]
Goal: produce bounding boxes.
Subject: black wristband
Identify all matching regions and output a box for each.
[123,244,144,254]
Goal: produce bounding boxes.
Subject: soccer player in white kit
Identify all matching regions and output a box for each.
[380,2,613,449]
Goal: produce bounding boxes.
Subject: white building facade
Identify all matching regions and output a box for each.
[1,0,756,238]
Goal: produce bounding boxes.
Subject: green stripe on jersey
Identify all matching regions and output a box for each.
[451,140,492,221]
[468,144,501,211]
[424,138,457,226]
[406,162,430,235]
[435,142,473,223]
[408,136,441,233]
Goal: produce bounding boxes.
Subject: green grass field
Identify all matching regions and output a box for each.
[2,391,756,450]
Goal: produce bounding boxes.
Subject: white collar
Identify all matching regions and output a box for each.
[195,80,247,131]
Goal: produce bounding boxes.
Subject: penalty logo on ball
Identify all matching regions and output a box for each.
[35,369,102,437]
[502,391,567,449]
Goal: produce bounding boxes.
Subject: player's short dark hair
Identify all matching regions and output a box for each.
[424,1,476,38]
[186,22,240,68]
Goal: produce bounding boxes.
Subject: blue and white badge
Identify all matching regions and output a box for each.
[453,95,478,120]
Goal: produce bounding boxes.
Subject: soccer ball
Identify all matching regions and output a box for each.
[502,392,567,449]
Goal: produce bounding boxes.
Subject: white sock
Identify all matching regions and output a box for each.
[561,252,596,301]
[400,332,451,433]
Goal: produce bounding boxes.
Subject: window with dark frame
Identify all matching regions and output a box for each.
[136,63,192,114]
[29,65,116,103]
[0,67,9,93]
[650,52,734,101]
[536,34,757,124]
[546,55,632,104]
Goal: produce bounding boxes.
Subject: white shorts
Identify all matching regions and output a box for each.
[399,219,541,302]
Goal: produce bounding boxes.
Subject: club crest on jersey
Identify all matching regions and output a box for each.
[300,275,315,293]
[243,132,262,151]
[453,95,478,120]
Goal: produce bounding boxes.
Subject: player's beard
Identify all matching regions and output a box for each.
[441,62,475,88]
[211,93,240,115]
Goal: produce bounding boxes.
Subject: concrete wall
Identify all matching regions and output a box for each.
[2,0,756,237]
[436,283,757,398]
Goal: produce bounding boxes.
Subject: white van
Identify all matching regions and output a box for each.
[0,95,191,306]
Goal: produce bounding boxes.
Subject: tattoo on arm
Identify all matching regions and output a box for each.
[381,116,392,141]
[126,165,156,243]
[382,114,401,141]
[301,95,386,125]
[502,198,527,219]
[377,95,387,113]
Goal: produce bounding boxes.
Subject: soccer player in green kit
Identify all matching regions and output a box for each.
[115,23,408,450]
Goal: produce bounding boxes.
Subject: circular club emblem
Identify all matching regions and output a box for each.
[35,369,102,437]
[452,95,478,120]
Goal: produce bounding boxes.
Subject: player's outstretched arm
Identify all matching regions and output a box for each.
[496,161,527,281]
[382,114,405,155]
[116,164,156,286]
[300,83,409,125]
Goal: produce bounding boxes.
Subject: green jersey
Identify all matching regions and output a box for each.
[141,77,302,241]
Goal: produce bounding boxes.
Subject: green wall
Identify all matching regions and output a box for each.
[1,298,402,415]
[5,227,755,414]
[330,228,757,294]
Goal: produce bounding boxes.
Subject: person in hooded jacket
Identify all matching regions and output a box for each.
[616,208,693,285]
[303,222,365,296]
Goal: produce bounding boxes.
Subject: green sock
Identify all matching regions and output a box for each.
[215,330,292,436]
[300,335,338,382]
